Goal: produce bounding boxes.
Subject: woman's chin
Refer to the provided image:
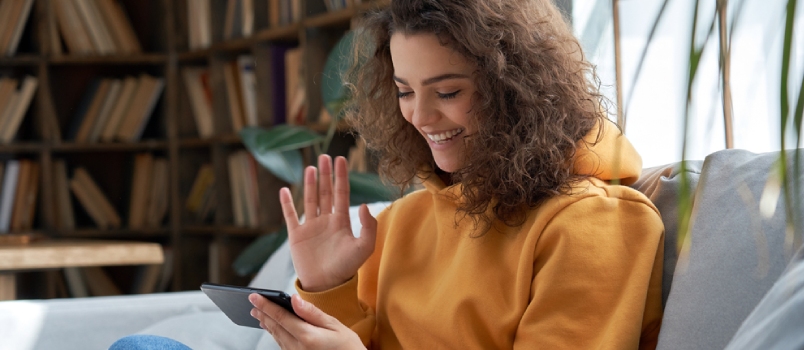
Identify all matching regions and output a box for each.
[433,160,462,174]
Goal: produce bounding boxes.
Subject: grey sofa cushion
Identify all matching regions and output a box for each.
[631,160,703,307]
[656,149,804,350]
[725,243,804,349]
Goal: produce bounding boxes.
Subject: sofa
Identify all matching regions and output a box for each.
[1,148,802,350]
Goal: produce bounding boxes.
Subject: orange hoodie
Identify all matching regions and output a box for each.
[298,122,665,349]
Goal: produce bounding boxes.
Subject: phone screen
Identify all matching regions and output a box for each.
[201,282,297,328]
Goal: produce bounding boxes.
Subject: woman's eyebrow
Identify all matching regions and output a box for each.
[393,73,471,86]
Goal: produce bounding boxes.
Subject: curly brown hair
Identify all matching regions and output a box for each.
[344,0,607,229]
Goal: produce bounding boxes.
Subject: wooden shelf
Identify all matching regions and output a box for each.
[52,141,169,153]
[0,55,41,66]
[0,143,46,153]
[253,24,301,42]
[55,228,171,239]
[183,225,278,237]
[304,9,356,28]
[48,54,168,65]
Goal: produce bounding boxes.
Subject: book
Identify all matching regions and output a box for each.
[0,1,15,51]
[128,153,153,229]
[268,0,280,28]
[54,0,95,54]
[9,160,31,232]
[73,0,116,54]
[182,67,214,138]
[87,79,123,142]
[0,160,19,233]
[0,76,38,143]
[95,0,142,54]
[71,167,121,229]
[131,263,162,294]
[228,152,245,226]
[69,169,109,229]
[155,246,174,292]
[3,0,35,56]
[116,74,164,142]
[63,267,89,298]
[186,164,214,214]
[0,78,19,131]
[75,79,113,143]
[47,0,63,56]
[82,266,122,296]
[284,47,304,125]
[54,160,76,230]
[223,62,245,132]
[237,55,258,127]
[0,0,24,55]
[100,76,138,142]
[67,79,102,141]
[145,157,168,227]
[239,152,260,227]
[242,0,254,37]
[11,160,39,231]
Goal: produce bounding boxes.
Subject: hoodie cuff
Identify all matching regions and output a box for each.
[295,276,367,327]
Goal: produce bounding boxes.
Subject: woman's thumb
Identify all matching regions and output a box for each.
[291,294,333,328]
[357,204,377,252]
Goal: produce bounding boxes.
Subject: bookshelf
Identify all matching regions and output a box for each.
[0,0,382,299]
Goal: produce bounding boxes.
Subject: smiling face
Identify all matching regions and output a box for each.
[390,33,478,173]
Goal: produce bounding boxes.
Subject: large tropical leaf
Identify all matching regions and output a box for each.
[349,171,396,204]
[232,227,289,277]
[241,125,325,153]
[240,126,325,184]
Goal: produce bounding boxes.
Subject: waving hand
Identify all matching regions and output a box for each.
[280,155,377,292]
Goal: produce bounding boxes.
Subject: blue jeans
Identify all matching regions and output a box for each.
[109,335,192,350]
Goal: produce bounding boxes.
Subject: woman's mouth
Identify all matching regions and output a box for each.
[426,128,464,144]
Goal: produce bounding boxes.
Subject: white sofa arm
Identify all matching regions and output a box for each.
[0,291,216,350]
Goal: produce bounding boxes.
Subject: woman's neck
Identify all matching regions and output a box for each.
[436,168,453,186]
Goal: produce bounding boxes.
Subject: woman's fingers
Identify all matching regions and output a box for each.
[333,156,351,216]
[279,187,300,229]
[303,166,318,218]
[318,155,334,215]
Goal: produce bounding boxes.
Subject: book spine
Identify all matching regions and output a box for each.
[0,160,20,232]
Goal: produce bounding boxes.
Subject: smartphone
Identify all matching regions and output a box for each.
[200,282,297,328]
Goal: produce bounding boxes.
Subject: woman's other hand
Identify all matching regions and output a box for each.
[250,293,365,350]
[280,155,378,292]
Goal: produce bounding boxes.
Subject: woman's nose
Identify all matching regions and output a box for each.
[411,98,439,127]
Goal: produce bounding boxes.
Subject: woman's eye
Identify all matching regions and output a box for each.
[397,91,413,99]
[438,90,460,100]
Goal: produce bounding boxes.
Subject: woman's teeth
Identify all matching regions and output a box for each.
[427,129,464,143]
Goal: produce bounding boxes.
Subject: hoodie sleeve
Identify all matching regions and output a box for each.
[513,189,665,349]
[295,276,376,346]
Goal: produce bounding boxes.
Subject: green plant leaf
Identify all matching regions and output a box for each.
[232,227,289,277]
[241,126,325,184]
[349,171,395,204]
[240,125,325,153]
[321,31,355,119]
[255,149,305,184]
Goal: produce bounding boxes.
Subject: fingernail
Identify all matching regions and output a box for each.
[250,309,256,317]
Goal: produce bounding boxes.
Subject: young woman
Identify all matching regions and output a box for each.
[247,0,664,349]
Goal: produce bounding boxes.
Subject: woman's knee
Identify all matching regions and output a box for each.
[109,335,192,350]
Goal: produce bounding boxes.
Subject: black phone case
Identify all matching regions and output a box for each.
[200,282,297,328]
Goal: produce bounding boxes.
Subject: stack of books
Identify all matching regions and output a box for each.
[0,76,38,144]
[0,0,35,56]
[0,159,40,233]
[67,74,164,143]
[53,0,142,55]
